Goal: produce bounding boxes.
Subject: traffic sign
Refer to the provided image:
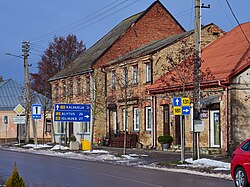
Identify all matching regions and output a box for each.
[172,98,182,106]
[14,104,25,115]
[32,104,42,119]
[182,98,190,106]
[13,116,26,124]
[174,106,182,115]
[173,97,190,115]
[54,103,91,122]
[3,116,8,124]
[182,106,190,115]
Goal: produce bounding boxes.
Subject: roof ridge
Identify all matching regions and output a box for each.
[202,22,250,53]
[0,79,11,88]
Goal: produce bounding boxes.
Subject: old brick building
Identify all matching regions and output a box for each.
[49,1,186,144]
[102,23,224,149]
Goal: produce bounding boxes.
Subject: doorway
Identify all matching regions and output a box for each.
[163,105,170,136]
[210,110,220,147]
[175,116,181,145]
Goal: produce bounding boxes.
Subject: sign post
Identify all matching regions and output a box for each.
[4,116,8,143]
[14,104,25,145]
[173,97,190,163]
[32,104,42,147]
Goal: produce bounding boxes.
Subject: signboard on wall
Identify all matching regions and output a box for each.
[200,109,209,119]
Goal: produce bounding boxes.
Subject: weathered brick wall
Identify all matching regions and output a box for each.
[229,69,250,152]
[94,2,184,68]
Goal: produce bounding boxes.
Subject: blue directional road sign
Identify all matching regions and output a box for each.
[182,106,191,115]
[173,98,182,106]
[32,104,42,119]
[54,103,91,122]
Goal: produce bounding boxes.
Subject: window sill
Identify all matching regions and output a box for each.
[77,132,90,135]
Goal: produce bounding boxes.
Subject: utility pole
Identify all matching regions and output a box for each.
[22,41,31,144]
[193,0,210,160]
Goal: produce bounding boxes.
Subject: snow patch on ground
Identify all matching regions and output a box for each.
[179,158,230,171]
[139,165,232,180]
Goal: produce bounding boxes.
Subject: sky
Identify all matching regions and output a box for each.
[0,0,249,84]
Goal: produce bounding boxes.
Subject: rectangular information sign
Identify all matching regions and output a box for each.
[54,104,91,122]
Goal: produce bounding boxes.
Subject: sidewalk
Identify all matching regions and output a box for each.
[94,145,231,178]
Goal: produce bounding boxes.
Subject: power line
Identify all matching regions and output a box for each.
[30,0,131,44]
[225,0,250,45]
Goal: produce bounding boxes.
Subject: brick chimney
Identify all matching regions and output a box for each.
[0,76,3,82]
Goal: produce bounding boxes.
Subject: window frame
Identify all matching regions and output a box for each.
[111,70,116,89]
[69,80,74,98]
[45,118,52,132]
[133,108,139,131]
[145,106,152,131]
[77,78,82,96]
[123,67,128,87]
[133,64,138,85]
[86,76,90,95]
[145,62,152,83]
[122,109,128,131]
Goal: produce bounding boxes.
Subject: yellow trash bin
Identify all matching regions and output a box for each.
[81,139,91,151]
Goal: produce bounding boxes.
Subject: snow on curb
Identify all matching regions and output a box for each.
[139,165,232,180]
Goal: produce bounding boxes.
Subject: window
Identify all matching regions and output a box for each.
[133,65,138,85]
[133,108,139,131]
[146,62,152,83]
[46,119,52,132]
[145,107,152,131]
[124,67,128,87]
[113,111,118,134]
[54,84,59,99]
[80,122,90,133]
[57,122,65,134]
[63,83,67,97]
[123,109,128,131]
[69,80,73,97]
[241,141,250,152]
[77,79,81,96]
[111,70,116,89]
[86,76,90,95]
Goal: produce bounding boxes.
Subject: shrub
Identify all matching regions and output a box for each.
[158,135,173,144]
[6,162,25,187]
[69,134,76,142]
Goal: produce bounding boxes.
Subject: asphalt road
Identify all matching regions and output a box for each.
[0,150,234,187]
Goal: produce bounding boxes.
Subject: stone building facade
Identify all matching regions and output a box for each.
[101,23,224,149]
[147,22,250,153]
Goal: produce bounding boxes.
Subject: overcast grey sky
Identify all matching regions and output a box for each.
[0,0,249,84]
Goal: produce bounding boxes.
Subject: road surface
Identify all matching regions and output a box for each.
[0,149,234,187]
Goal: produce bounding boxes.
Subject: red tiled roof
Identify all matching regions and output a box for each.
[147,22,250,93]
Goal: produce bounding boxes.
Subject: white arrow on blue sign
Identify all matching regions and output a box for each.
[173,98,182,106]
[182,106,191,115]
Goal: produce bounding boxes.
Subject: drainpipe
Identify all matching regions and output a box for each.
[101,68,107,140]
[218,80,228,152]
[153,95,157,148]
